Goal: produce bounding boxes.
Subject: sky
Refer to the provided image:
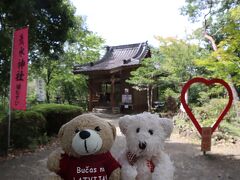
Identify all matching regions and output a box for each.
[70,0,201,47]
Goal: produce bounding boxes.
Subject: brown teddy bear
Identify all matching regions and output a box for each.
[47,114,121,180]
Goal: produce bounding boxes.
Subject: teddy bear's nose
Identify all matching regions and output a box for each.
[79,130,91,139]
[139,142,147,150]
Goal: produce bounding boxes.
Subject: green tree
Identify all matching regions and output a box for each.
[181,0,240,100]
[127,56,166,111]
[156,37,203,82]
[196,7,240,82]
[128,38,205,111]
[156,37,206,96]
[181,0,239,44]
[156,37,209,111]
[30,16,104,104]
[0,0,76,107]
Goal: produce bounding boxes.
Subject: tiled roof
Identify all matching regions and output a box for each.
[73,41,150,74]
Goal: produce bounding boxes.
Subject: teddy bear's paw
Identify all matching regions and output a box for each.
[109,168,121,180]
[121,166,137,180]
[153,152,174,180]
[47,149,63,172]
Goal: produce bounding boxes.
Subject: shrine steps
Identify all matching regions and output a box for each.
[92,106,120,114]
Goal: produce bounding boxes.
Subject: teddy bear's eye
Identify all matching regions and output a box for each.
[95,126,101,131]
[148,129,154,135]
[136,128,140,133]
[75,129,80,133]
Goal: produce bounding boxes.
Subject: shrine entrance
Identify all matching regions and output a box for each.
[99,82,121,108]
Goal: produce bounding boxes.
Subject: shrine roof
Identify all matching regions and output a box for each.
[73,41,150,74]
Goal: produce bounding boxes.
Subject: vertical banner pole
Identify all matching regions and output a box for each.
[8,28,15,153]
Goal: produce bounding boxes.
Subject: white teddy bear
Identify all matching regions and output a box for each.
[118,112,174,180]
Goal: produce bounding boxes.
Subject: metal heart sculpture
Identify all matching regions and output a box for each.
[181,77,233,135]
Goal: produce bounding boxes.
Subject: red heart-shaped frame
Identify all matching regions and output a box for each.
[181,77,233,136]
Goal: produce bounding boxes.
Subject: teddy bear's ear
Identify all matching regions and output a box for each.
[58,124,66,138]
[119,115,131,135]
[108,122,116,140]
[158,118,173,139]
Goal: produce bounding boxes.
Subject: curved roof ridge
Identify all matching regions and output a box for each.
[133,42,149,60]
[110,42,145,49]
[132,43,144,59]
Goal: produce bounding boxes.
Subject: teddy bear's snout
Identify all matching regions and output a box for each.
[139,141,147,150]
[79,130,91,139]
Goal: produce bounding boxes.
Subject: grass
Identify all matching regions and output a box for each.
[220,122,240,137]
[174,113,240,138]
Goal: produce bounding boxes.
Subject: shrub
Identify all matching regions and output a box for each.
[0,111,46,154]
[219,122,240,137]
[193,98,237,127]
[164,88,178,100]
[0,112,5,123]
[174,98,240,138]
[31,104,83,135]
[165,96,178,113]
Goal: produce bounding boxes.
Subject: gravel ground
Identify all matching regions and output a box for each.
[0,113,239,180]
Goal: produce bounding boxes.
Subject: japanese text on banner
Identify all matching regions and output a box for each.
[10,27,29,110]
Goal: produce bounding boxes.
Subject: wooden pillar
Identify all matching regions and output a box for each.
[110,75,115,113]
[88,79,93,112]
[119,70,124,99]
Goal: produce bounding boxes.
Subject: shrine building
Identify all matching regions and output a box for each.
[73,41,157,113]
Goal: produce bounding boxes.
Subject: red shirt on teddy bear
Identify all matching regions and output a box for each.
[57,151,121,180]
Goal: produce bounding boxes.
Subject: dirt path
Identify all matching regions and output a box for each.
[167,132,240,180]
[0,113,239,180]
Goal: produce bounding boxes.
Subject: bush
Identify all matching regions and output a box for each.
[165,96,178,113]
[0,103,8,123]
[219,122,240,137]
[193,98,237,127]
[0,111,46,154]
[174,98,240,139]
[0,112,5,123]
[31,104,83,135]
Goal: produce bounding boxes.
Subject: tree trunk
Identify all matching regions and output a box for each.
[1,95,6,111]
[45,68,53,104]
[150,86,153,111]
[204,33,217,51]
[147,86,151,112]
[46,90,50,103]
[180,89,188,113]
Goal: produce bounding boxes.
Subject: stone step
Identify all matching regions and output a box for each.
[92,106,120,114]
